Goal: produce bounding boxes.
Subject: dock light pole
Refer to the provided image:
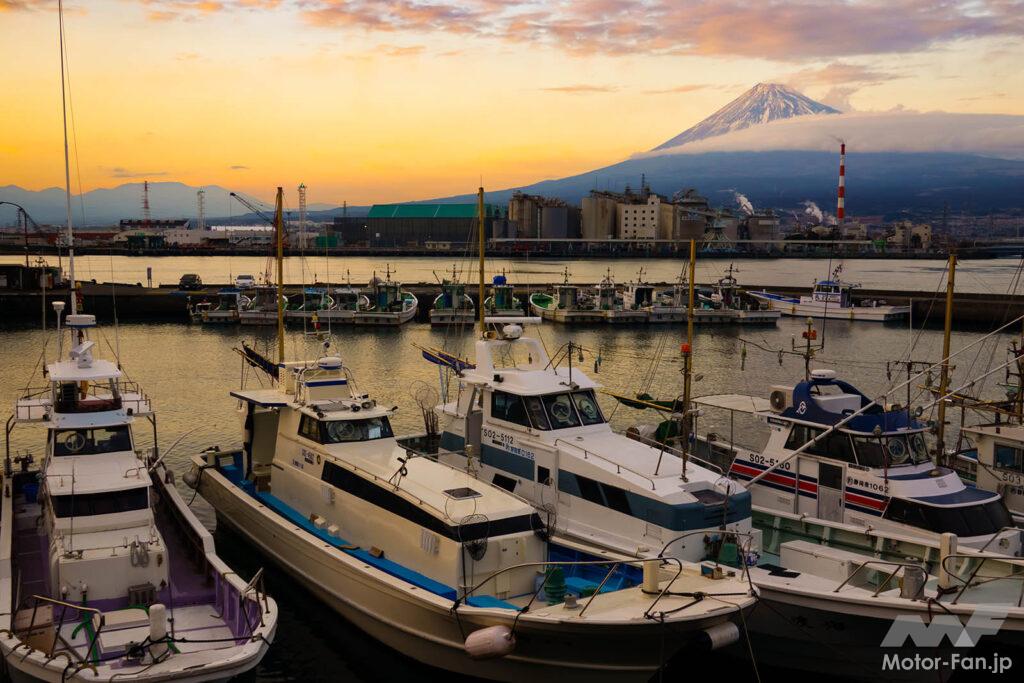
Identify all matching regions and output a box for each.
[935,252,956,466]
[478,186,485,336]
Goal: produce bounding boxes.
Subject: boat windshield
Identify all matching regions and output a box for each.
[851,432,931,467]
[320,417,394,443]
[53,426,132,457]
[491,389,605,431]
[883,497,1012,537]
[52,487,149,517]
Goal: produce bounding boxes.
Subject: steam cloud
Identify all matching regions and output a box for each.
[733,191,754,215]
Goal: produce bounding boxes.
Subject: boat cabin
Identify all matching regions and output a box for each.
[693,369,1019,553]
[430,321,754,562]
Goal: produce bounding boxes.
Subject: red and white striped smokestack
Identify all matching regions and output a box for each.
[837,142,845,224]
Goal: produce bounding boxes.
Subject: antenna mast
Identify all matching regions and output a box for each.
[58,0,76,315]
[275,187,285,364]
[477,186,485,335]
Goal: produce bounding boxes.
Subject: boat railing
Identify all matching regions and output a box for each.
[626,431,726,476]
[977,526,1022,554]
[833,559,929,597]
[554,438,657,490]
[11,595,104,665]
[940,553,1024,607]
[240,567,272,630]
[456,556,694,620]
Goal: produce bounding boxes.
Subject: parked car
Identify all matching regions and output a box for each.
[234,274,256,289]
[179,273,203,290]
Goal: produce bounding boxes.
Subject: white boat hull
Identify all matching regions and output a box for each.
[749,292,910,322]
[195,466,745,683]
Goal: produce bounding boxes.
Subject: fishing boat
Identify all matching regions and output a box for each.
[691,265,779,326]
[430,271,475,326]
[748,267,910,322]
[354,269,417,326]
[529,270,603,323]
[239,285,281,326]
[644,274,688,323]
[195,288,241,325]
[285,287,335,323]
[483,274,521,317]
[952,335,1024,525]
[1,307,278,682]
[1,9,278,674]
[595,271,646,324]
[185,188,756,683]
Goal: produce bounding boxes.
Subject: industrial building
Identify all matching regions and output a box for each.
[354,203,507,247]
[506,192,579,239]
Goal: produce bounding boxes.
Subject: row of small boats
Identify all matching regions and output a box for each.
[188,265,911,330]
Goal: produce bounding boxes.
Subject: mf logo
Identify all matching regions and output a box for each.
[881,608,1008,648]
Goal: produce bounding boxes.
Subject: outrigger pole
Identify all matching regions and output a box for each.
[934,251,956,466]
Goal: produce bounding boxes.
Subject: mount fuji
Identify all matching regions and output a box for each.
[652,83,840,151]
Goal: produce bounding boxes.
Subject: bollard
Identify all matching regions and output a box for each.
[642,558,660,593]
[149,603,169,661]
[939,532,958,591]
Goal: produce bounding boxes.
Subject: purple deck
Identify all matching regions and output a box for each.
[10,485,258,643]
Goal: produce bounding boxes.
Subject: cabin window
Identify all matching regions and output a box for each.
[492,473,517,493]
[543,394,581,429]
[298,414,321,441]
[524,396,551,431]
[537,466,551,484]
[321,417,394,443]
[571,390,605,425]
[995,444,1024,472]
[883,498,1012,537]
[53,426,132,457]
[52,487,149,517]
[575,475,605,506]
[491,391,531,428]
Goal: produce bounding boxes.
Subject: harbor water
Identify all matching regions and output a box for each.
[3,306,1019,680]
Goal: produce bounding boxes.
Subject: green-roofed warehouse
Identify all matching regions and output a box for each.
[346,203,508,247]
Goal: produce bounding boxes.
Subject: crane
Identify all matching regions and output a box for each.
[228,192,275,227]
[0,201,45,267]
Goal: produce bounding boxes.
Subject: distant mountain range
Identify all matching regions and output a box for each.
[4,84,1022,225]
[652,82,840,151]
[0,182,340,227]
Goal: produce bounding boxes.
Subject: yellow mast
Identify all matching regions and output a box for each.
[275,186,285,364]
[477,186,485,335]
[680,239,696,479]
[935,251,956,465]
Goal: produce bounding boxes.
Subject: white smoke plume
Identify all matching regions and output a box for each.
[802,200,823,222]
[733,191,754,215]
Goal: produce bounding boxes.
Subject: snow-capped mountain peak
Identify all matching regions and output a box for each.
[652,83,839,151]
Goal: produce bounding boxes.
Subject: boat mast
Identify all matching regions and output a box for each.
[680,239,696,480]
[275,186,285,364]
[58,0,76,315]
[477,186,485,335]
[935,251,956,466]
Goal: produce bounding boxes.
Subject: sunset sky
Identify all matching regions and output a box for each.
[1,0,1022,205]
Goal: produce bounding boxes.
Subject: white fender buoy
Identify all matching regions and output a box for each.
[149,603,169,661]
[701,621,740,650]
[465,625,515,660]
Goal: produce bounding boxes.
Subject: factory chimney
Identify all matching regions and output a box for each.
[143,180,151,226]
[836,142,845,225]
